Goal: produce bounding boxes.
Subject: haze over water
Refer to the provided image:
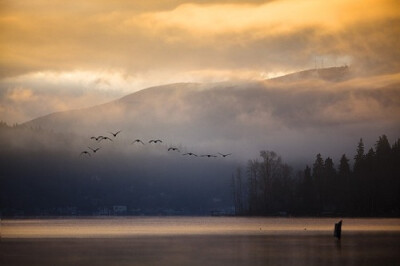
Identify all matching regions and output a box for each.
[1,218,400,265]
[2,217,400,238]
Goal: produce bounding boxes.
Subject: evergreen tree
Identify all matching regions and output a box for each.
[364,148,376,215]
[353,138,367,215]
[354,138,365,172]
[299,165,315,214]
[392,139,400,215]
[313,154,324,178]
[312,153,324,212]
[375,135,391,157]
[338,154,351,213]
[338,154,350,176]
[324,157,336,212]
[376,135,398,215]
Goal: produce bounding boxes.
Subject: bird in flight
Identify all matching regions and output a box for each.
[183,152,198,157]
[100,136,113,142]
[201,154,217,158]
[131,139,145,145]
[88,147,101,153]
[149,139,162,143]
[109,130,122,137]
[218,153,232,158]
[168,147,180,152]
[90,136,103,141]
[80,151,91,156]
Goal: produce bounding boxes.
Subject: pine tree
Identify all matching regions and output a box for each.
[338,154,350,175]
[354,138,365,172]
[375,135,391,157]
[365,148,376,215]
[312,153,324,212]
[324,157,336,211]
[338,154,351,213]
[299,165,315,214]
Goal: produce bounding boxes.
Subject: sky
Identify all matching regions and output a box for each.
[0,0,400,124]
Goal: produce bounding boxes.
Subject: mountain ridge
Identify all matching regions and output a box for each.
[22,66,351,127]
[268,66,351,82]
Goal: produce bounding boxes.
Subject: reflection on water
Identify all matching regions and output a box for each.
[2,217,400,238]
[1,218,400,266]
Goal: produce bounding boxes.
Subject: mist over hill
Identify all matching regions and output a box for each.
[1,67,400,216]
[22,67,400,163]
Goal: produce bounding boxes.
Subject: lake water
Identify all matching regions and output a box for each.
[1,217,400,265]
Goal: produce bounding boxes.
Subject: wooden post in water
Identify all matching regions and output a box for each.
[334,220,342,240]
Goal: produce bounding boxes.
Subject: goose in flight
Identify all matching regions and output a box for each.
[88,147,101,153]
[201,154,217,158]
[218,153,232,158]
[109,130,122,137]
[168,147,180,152]
[131,139,145,145]
[90,136,103,141]
[100,136,113,142]
[80,151,91,156]
[183,152,198,157]
[149,139,162,144]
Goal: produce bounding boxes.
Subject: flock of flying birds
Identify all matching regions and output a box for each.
[80,130,232,158]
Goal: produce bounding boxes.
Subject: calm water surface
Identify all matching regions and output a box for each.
[2,217,400,238]
[1,217,400,265]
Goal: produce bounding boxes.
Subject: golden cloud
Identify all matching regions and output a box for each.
[138,0,399,37]
[0,0,399,80]
[7,87,36,102]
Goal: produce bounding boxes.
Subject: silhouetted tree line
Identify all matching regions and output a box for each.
[232,135,400,217]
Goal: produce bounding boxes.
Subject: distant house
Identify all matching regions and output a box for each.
[113,205,127,215]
